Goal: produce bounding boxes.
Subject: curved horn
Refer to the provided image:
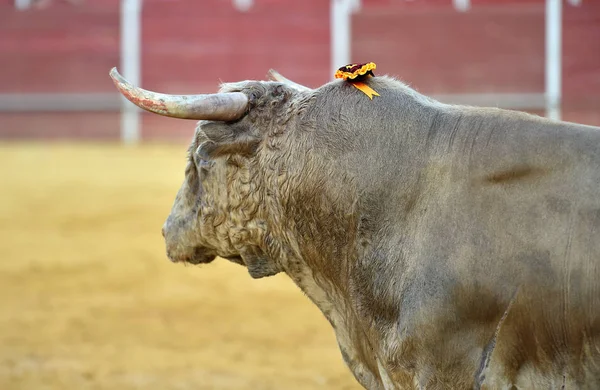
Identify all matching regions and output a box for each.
[267,69,311,91]
[109,67,248,121]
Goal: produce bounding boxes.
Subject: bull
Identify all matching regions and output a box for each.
[110,66,600,389]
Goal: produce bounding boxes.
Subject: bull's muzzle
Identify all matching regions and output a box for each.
[161,220,216,264]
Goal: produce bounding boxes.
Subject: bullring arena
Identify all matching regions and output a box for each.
[0,143,360,389]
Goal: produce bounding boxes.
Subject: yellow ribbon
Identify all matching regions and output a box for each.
[351,81,380,100]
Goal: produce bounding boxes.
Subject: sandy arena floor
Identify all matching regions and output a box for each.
[0,143,360,390]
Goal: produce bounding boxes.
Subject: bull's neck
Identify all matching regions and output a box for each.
[266,92,441,301]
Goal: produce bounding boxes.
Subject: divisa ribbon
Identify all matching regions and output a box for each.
[334,62,380,100]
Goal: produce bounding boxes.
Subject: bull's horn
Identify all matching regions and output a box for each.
[267,69,311,91]
[109,67,249,121]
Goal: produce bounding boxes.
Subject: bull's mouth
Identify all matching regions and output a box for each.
[167,247,245,266]
[167,246,217,265]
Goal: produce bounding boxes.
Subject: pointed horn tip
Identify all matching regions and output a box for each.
[109,67,118,80]
[109,67,128,89]
[267,69,281,81]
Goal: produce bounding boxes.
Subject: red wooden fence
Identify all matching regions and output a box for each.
[0,0,598,140]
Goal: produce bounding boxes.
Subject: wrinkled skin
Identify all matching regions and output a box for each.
[162,76,600,389]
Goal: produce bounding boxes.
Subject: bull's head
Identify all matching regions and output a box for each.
[110,68,312,279]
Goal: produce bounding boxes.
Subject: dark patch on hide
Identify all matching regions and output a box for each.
[484,166,546,185]
[349,246,404,337]
[241,246,281,279]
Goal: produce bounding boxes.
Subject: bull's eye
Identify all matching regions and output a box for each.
[194,145,214,170]
[248,92,258,104]
[198,159,213,169]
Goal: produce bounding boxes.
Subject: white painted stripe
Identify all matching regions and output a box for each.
[545,0,562,121]
[331,0,354,80]
[120,0,142,144]
[453,0,471,12]
[233,0,253,12]
[14,0,31,10]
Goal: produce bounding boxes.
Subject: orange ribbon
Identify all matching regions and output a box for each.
[350,81,380,100]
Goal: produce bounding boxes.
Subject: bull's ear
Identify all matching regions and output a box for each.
[240,247,281,279]
[195,122,261,160]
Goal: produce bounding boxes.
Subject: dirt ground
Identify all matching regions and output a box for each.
[0,143,360,390]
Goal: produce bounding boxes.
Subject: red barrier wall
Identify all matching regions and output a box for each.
[0,0,598,140]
